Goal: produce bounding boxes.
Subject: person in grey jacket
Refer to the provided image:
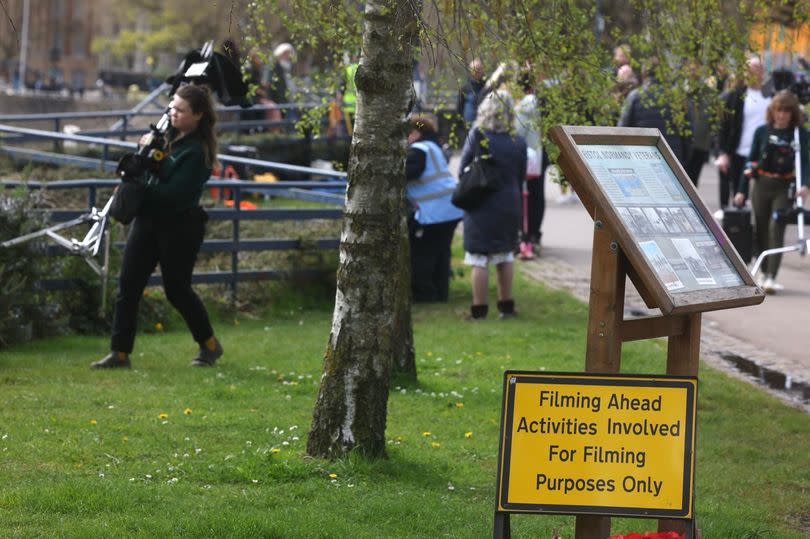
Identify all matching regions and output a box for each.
[458,91,527,320]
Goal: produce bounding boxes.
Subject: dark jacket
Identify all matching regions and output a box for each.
[458,128,527,254]
[718,85,773,156]
[737,125,810,195]
[717,85,747,156]
[618,80,692,164]
[142,133,212,217]
[456,78,487,123]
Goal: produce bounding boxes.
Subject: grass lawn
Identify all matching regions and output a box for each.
[1,269,809,538]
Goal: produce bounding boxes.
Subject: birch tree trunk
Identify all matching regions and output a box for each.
[307,0,420,459]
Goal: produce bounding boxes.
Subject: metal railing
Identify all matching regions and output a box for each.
[2,178,346,299]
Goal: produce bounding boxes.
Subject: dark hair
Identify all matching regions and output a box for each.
[766,89,803,128]
[408,113,438,137]
[173,84,219,169]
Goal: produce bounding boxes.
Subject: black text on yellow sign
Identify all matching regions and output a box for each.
[496,372,697,518]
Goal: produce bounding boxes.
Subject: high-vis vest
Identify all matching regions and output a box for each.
[343,63,359,113]
[407,140,464,225]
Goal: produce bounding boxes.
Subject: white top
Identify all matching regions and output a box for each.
[514,94,542,156]
[736,88,771,158]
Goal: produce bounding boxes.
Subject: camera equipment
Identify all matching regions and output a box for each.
[118,40,250,185]
[770,68,810,105]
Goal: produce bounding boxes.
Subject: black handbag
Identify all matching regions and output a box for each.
[452,129,501,211]
[108,181,147,225]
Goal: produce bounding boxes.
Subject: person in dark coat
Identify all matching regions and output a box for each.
[458,91,527,320]
[618,61,692,166]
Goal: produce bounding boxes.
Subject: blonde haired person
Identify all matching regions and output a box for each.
[457,92,527,319]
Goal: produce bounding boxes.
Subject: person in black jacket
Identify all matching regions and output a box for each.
[716,56,771,208]
[92,85,223,369]
[618,60,692,166]
[458,91,527,320]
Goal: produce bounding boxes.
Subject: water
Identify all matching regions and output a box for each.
[721,352,810,412]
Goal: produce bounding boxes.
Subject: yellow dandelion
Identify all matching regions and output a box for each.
[159,412,168,419]
[270,448,281,454]
[426,351,433,357]
[122,436,129,443]
[328,473,338,479]
[464,431,473,438]
[422,431,431,437]
[90,419,97,425]
[455,402,464,408]
[155,322,163,332]
[184,408,192,415]
[431,442,441,448]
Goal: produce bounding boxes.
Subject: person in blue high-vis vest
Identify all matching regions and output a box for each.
[406,114,463,302]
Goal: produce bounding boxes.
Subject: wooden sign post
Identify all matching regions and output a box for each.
[492,126,764,539]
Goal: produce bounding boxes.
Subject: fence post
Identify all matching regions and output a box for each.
[231,184,241,304]
[53,117,62,153]
[88,184,97,210]
[120,116,128,141]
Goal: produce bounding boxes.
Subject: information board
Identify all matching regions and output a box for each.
[496,372,697,518]
[549,125,764,315]
[581,145,742,292]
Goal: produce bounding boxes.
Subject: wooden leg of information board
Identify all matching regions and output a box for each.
[576,216,626,539]
[659,312,701,536]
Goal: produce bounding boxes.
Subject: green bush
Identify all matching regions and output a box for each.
[0,189,61,346]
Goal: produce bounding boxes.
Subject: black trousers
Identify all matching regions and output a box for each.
[685,148,709,187]
[410,219,459,303]
[521,177,545,243]
[719,153,747,208]
[111,208,213,353]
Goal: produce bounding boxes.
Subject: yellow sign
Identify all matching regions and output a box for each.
[496,372,697,518]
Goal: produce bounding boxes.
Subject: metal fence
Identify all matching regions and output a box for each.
[2,178,346,299]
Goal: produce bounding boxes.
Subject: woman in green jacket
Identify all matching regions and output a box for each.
[733,90,810,293]
[92,84,223,368]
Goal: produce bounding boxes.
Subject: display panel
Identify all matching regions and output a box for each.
[580,144,743,293]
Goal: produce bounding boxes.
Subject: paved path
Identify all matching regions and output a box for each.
[517,160,810,412]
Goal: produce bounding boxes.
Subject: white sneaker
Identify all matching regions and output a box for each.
[755,273,765,287]
[763,276,776,294]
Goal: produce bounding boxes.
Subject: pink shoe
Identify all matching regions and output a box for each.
[518,241,535,260]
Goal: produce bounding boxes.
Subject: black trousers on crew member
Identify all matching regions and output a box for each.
[111,208,213,353]
[720,153,747,208]
[410,219,459,303]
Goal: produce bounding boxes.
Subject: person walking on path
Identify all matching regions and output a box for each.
[92,84,223,369]
[733,90,810,294]
[456,58,487,130]
[618,59,692,166]
[458,91,527,320]
[514,70,545,258]
[716,56,772,208]
[405,114,464,302]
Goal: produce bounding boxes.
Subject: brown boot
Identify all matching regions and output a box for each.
[91,351,131,369]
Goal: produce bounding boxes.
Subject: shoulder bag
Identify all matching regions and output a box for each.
[452,129,501,211]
